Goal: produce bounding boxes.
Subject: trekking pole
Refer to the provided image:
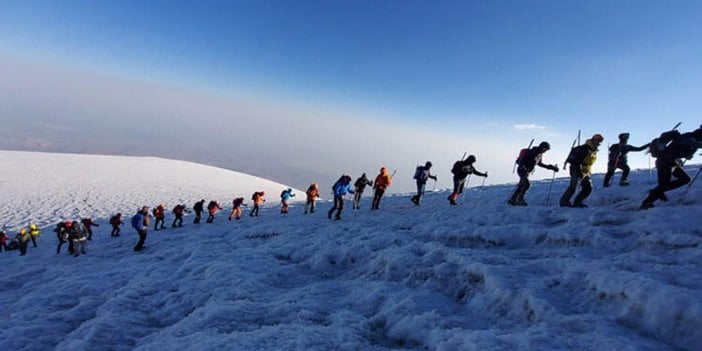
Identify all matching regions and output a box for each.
[460,174,472,204]
[432,178,437,192]
[474,176,487,205]
[648,155,653,185]
[545,170,557,205]
[564,130,580,170]
[679,166,702,203]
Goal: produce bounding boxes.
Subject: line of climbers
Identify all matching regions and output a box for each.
[3,126,700,256]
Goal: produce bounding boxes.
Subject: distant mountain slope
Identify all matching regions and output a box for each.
[0,150,300,229]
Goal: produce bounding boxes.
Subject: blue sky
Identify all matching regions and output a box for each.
[1,0,701,190]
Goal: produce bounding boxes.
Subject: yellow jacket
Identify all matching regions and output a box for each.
[29,225,40,237]
[580,140,599,175]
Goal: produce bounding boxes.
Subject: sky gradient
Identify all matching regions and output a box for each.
[1,0,701,192]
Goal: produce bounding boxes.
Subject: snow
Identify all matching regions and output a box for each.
[1,150,701,351]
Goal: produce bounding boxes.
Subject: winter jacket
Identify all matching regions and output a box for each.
[207,202,222,214]
[132,212,148,231]
[172,205,185,216]
[193,201,205,213]
[253,193,265,205]
[374,170,392,191]
[0,232,9,246]
[110,215,122,226]
[451,161,486,179]
[29,225,41,237]
[608,142,649,165]
[81,218,98,229]
[306,186,319,201]
[570,139,599,175]
[414,166,437,185]
[154,206,165,219]
[232,198,244,209]
[354,175,373,193]
[73,224,87,241]
[281,190,295,201]
[517,147,552,173]
[17,230,31,243]
[333,182,354,197]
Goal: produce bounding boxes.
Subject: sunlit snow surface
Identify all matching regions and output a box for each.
[1,151,701,350]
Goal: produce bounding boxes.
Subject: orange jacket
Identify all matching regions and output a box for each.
[253,192,265,205]
[374,169,392,190]
[306,186,319,201]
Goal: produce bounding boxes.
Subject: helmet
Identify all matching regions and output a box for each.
[380,167,387,173]
[30,224,37,230]
[313,183,318,188]
[538,142,550,150]
[261,191,265,195]
[287,188,292,192]
[592,134,604,142]
[65,221,72,228]
[618,133,630,140]
[20,228,27,234]
[466,155,476,163]
[425,161,433,168]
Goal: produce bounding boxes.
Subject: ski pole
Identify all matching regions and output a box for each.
[514,139,534,174]
[474,176,487,204]
[432,179,437,192]
[680,166,702,203]
[460,174,472,204]
[545,170,557,205]
[648,155,653,185]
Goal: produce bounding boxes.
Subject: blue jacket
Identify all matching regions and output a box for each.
[281,190,295,201]
[333,182,354,197]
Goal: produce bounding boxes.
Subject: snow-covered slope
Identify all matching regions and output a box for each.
[0,150,300,230]
[1,154,701,350]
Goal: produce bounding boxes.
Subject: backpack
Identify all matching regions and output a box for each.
[252,192,259,201]
[515,148,530,166]
[565,145,588,166]
[332,176,344,192]
[413,166,424,180]
[109,216,119,226]
[207,201,216,210]
[649,130,681,158]
[131,213,142,230]
[451,161,462,175]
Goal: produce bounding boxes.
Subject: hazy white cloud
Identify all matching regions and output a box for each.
[0,56,576,193]
[513,123,546,131]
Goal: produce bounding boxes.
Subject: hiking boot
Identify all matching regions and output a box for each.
[449,199,458,206]
[619,180,630,186]
[411,197,420,206]
[559,201,572,208]
[328,211,333,220]
[517,199,528,206]
[508,198,519,206]
[658,193,668,202]
[572,202,588,208]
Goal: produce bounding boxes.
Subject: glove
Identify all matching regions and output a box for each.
[484,172,488,178]
[551,164,559,172]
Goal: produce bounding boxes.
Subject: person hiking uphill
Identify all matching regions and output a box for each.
[172,204,186,227]
[153,204,167,230]
[560,134,604,208]
[372,167,392,210]
[193,199,205,224]
[250,191,265,217]
[109,213,123,237]
[304,183,320,214]
[280,188,295,214]
[206,201,222,223]
[0,231,9,253]
[16,228,31,256]
[72,220,88,257]
[81,218,99,240]
[411,162,437,206]
[352,173,373,210]
[328,175,354,220]
[229,198,245,220]
[132,206,150,252]
[29,223,41,247]
[603,133,650,187]
[509,142,559,206]
[448,155,487,205]
[641,126,702,209]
